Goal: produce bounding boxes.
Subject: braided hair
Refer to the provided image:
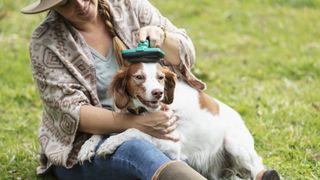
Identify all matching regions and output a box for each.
[98,0,127,67]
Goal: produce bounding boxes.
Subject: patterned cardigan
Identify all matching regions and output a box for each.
[29,0,205,175]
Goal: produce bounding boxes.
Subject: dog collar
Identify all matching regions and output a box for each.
[127,107,148,115]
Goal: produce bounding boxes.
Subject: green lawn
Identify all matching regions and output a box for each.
[0,0,319,179]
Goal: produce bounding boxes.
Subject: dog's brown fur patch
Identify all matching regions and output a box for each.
[199,92,219,115]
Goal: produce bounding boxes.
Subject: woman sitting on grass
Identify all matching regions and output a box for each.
[21,0,206,179]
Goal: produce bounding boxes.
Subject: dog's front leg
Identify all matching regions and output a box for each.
[78,135,103,163]
[96,128,154,156]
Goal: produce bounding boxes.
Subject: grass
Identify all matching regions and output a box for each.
[0,0,319,179]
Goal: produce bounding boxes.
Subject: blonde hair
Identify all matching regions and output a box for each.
[98,0,127,67]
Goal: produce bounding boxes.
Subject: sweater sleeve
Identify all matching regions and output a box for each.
[30,33,91,170]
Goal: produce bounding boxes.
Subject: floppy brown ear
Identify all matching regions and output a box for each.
[162,67,177,104]
[109,68,130,109]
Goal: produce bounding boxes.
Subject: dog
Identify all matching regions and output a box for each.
[78,62,279,180]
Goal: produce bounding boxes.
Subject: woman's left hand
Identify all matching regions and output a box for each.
[137,25,165,47]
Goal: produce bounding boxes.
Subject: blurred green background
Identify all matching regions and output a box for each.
[0,0,319,179]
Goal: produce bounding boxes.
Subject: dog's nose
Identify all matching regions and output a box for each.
[152,89,163,99]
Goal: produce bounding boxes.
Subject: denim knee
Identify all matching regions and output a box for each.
[114,139,171,180]
[114,139,170,163]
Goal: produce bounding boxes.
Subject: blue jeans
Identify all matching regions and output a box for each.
[53,138,172,180]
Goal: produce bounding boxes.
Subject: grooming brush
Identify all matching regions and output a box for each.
[121,40,165,63]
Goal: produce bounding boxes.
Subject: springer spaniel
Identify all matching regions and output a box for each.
[78,62,279,180]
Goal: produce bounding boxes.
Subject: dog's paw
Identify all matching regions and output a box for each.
[96,136,122,157]
[160,141,182,160]
[77,136,100,164]
[78,144,96,164]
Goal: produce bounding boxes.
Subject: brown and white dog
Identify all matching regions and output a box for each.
[78,62,279,180]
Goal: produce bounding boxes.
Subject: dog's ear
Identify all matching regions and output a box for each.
[162,67,176,104]
[110,67,130,109]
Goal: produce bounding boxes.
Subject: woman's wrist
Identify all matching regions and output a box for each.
[79,105,135,134]
[160,31,180,66]
[159,26,167,45]
[113,112,135,131]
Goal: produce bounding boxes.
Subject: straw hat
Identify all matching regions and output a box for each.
[21,0,67,14]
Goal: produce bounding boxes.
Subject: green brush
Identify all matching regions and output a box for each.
[121,40,165,63]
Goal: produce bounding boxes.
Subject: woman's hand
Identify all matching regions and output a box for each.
[137,25,165,48]
[130,110,179,141]
[136,25,181,66]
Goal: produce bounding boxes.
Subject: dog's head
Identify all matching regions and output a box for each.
[109,63,176,111]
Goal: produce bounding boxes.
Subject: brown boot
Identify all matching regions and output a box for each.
[261,170,280,180]
[256,170,280,180]
[152,161,207,180]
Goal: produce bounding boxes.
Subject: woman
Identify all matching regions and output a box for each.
[21,0,206,179]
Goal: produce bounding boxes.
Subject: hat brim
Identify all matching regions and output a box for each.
[21,0,65,14]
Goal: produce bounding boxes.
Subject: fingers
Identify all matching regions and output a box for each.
[158,114,179,134]
[138,29,147,42]
[150,112,179,141]
[163,115,179,129]
[137,26,164,47]
[164,133,180,142]
[156,133,180,142]
[153,111,176,127]
[148,29,157,47]
[161,104,169,111]
[164,109,174,118]
[138,109,179,141]
[164,122,177,134]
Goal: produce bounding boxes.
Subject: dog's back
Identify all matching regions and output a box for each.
[169,80,251,179]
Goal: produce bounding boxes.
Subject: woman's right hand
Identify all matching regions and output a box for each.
[130,110,179,141]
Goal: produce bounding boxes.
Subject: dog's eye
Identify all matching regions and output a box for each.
[135,75,143,80]
[158,75,164,80]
